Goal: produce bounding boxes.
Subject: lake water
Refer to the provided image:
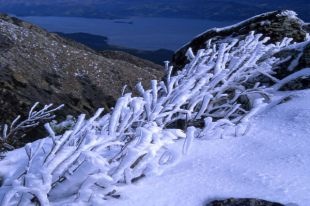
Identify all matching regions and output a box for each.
[20,16,235,51]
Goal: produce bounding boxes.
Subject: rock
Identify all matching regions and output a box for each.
[0,14,164,143]
[172,10,310,90]
[172,10,309,70]
[206,198,285,206]
[273,40,310,90]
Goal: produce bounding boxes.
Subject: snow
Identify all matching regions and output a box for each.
[108,90,310,206]
[278,10,298,19]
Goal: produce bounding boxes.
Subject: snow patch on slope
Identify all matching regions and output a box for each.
[108,90,310,206]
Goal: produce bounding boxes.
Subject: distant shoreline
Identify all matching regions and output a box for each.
[114,20,133,25]
[56,32,174,65]
[19,16,235,51]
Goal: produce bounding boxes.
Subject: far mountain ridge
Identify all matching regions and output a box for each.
[55,32,174,65]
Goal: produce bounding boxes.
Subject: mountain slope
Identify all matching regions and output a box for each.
[0,14,163,139]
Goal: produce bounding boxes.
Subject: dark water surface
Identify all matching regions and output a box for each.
[21,16,235,51]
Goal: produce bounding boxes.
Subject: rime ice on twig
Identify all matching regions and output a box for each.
[0,103,63,152]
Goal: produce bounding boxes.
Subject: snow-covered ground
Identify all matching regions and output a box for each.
[108,90,310,206]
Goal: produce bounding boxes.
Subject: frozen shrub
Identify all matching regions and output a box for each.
[0,32,309,205]
[0,103,63,152]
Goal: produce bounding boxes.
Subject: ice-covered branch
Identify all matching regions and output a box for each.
[0,103,63,152]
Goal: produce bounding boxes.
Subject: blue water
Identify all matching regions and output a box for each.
[20,16,235,51]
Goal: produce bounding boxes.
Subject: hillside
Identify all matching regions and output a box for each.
[0,14,163,140]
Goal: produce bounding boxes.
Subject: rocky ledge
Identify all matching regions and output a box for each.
[206,198,285,206]
[172,10,310,91]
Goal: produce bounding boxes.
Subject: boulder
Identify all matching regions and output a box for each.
[172,10,309,71]
[206,198,284,206]
[172,10,310,90]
